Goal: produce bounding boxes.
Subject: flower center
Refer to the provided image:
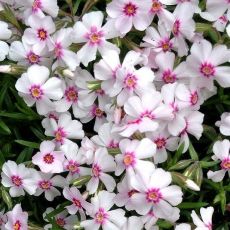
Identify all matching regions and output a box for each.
[200,62,215,78]
[159,38,172,52]
[141,111,155,120]
[173,19,181,36]
[146,188,162,203]
[93,107,104,118]
[95,208,108,224]
[27,52,40,64]
[37,28,47,41]
[92,164,101,177]
[66,160,80,174]
[54,128,66,143]
[108,140,119,149]
[86,27,104,45]
[123,3,138,16]
[190,91,198,105]
[43,153,54,164]
[124,73,137,89]
[32,0,42,12]
[55,42,63,59]
[13,220,21,230]
[221,158,230,170]
[65,87,78,102]
[162,70,177,83]
[151,0,162,13]
[11,176,22,187]
[154,138,166,149]
[123,152,136,167]
[128,189,138,197]
[30,85,43,99]
[73,198,82,208]
[39,180,52,190]
[56,218,66,227]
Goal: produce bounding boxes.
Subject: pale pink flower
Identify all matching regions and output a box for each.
[129,168,182,221]
[72,11,120,66]
[81,190,126,230]
[23,15,55,53]
[115,138,156,176]
[186,39,230,90]
[207,139,230,182]
[106,0,152,34]
[5,204,28,230]
[191,207,214,230]
[121,216,143,230]
[0,21,12,40]
[175,223,191,230]
[15,65,64,115]
[0,210,7,229]
[215,112,230,136]
[1,161,39,197]
[32,140,65,173]
[63,187,91,218]
[141,210,159,230]
[43,113,85,145]
[213,14,229,32]
[86,147,116,194]
[34,172,66,201]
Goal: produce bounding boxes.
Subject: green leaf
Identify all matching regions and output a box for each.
[170,142,185,166]
[178,202,208,209]
[15,140,39,149]
[0,150,5,169]
[188,142,199,161]
[200,160,220,168]
[0,120,11,134]
[73,0,83,14]
[169,159,194,171]
[156,220,173,229]
[16,148,33,164]
[220,191,226,215]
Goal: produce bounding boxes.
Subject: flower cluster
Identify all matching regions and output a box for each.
[0,0,230,229]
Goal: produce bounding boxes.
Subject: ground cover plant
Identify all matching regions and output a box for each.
[0,0,230,229]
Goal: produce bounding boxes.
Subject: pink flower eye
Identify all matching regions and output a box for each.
[27,52,40,64]
[221,158,230,170]
[123,3,138,16]
[154,138,166,149]
[200,62,215,78]
[37,28,47,41]
[173,20,181,36]
[65,87,78,102]
[56,218,66,227]
[162,70,177,83]
[93,107,104,118]
[73,198,82,208]
[32,0,41,12]
[124,74,137,89]
[11,176,22,187]
[95,208,108,224]
[123,152,136,167]
[92,164,101,177]
[13,220,21,230]
[39,180,52,190]
[43,153,54,164]
[151,0,162,13]
[66,161,80,174]
[190,92,198,105]
[146,188,162,203]
[54,128,66,143]
[30,85,43,99]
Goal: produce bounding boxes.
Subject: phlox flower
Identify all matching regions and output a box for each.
[61,142,91,181]
[191,207,214,230]
[43,208,78,230]
[121,216,144,230]
[215,112,230,136]
[63,187,91,218]
[0,21,12,61]
[9,40,51,67]
[129,168,183,221]
[141,24,174,53]
[86,147,116,194]
[15,65,64,115]
[213,14,229,32]
[32,140,65,173]
[23,15,55,53]
[43,113,85,145]
[115,138,156,176]
[72,11,120,66]
[186,39,230,90]
[207,139,230,182]
[5,204,28,230]
[0,210,7,228]
[81,190,126,230]
[52,28,79,71]
[1,160,39,197]
[34,172,66,201]
[175,223,191,230]
[141,210,159,230]
[106,0,152,34]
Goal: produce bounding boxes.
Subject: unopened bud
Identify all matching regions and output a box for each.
[87,80,101,91]
[71,175,91,187]
[62,69,75,78]
[185,179,200,191]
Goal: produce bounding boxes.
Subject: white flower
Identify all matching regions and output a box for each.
[191,207,214,230]
[0,41,9,61]
[0,21,12,40]
[86,147,116,194]
[43,113,85,145]
[215,112,230,136]
[15,65,64,115]
[81,190,126,230]
[115,138,156,176]
[207,139,230,182]
[5,204,28,230]
[1,161,39,197]
[32,140,65,173]
[175,223,191,230]
[121,216,143,230]
[72,11,120,66]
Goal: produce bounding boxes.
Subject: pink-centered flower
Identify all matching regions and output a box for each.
[72,11,120,66]
[81,191,126,230]
[215,112,230,136]
[15,64,64,115]
[32,140,65,173]
[5,204,28,230]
